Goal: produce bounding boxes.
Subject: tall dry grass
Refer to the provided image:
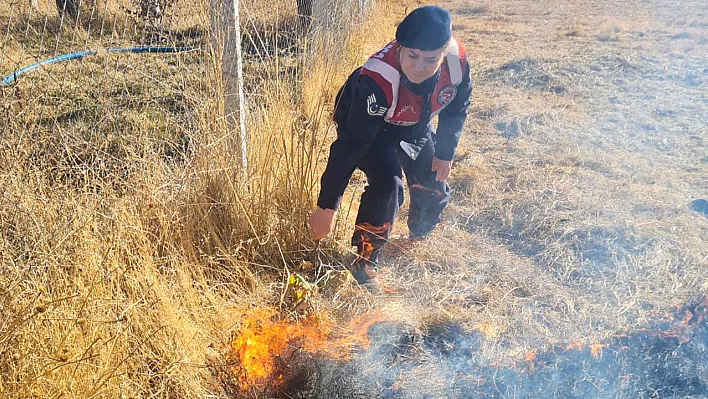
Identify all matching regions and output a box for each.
[0,0,400,397]
[6,0,705,396]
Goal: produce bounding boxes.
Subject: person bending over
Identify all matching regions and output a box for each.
[309,6,472,290]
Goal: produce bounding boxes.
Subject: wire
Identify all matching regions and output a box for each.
[1,46,195,86]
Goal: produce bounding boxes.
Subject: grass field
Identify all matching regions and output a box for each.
[1,0,706,397]
[378,0,707,349]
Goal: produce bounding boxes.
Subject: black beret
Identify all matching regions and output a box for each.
[395,6,451,51]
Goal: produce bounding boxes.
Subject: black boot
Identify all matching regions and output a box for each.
[350,223,389,291]
[349,246,382,285]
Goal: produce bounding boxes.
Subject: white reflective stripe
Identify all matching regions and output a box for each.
[446,39,463,86]
[384,117,417,126]
[362,58,401,119]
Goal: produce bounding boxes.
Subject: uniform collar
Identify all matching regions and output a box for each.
[400,68,441,97]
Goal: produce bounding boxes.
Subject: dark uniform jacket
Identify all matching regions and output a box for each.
[318,38,472,211]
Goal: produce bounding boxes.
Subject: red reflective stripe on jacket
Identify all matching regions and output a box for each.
[359,38,468,126]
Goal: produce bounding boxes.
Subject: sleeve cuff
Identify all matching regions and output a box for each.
[317,195,341,212]
[434,142,455,161]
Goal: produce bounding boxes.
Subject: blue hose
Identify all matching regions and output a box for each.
[1,46,195,86]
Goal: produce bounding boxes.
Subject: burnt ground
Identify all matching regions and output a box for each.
[1,0,706,398]
[235,297,707,398]
[360,0,708,364]
[303,0,708,397]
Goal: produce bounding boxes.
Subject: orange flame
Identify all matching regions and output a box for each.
[525,349,537,362]
[354,222,392,237]
[345,310,387,350]
[229,309,386,391]
[590,343,606,359]
[566,341,583,351]
[525,349,537,371]
[680,310,693,325]
[229,309,329,390]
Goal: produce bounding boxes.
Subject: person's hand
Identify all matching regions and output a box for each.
[431,157,452,181]
[309,207,336,240]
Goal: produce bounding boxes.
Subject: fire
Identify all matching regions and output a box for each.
[345,310,386,351]
[525,349,537,371]
[680,310,693,325]
[229,308,385,391]
[525,349,537,362]
[590,343,606,359]
[563,341,607,359]
[566,341,583,351]
[229,309,328,390]
[227,297,708,391]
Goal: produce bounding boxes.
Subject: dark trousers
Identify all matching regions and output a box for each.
[350,131,451,279]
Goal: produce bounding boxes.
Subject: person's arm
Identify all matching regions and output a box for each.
[434,61,472,161]
[316,75,388,211]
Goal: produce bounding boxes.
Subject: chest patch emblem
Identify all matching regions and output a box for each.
[437,86,457,106]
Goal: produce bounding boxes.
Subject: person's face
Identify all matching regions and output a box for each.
[398,46,446,84]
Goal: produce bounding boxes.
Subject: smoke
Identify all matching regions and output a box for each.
[276,298,707,399]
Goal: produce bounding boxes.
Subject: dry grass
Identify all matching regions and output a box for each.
[370,0,707,364]
[1,0,707,397]
[0,0,400,397]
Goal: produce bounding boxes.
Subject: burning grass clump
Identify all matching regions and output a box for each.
[1,1,406,398]
[243,297,708,398]
[469,296,708,398]
[221,308,392,398]
[224,308,330,397]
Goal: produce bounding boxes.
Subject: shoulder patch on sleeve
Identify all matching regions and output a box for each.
[366,93,388,116]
